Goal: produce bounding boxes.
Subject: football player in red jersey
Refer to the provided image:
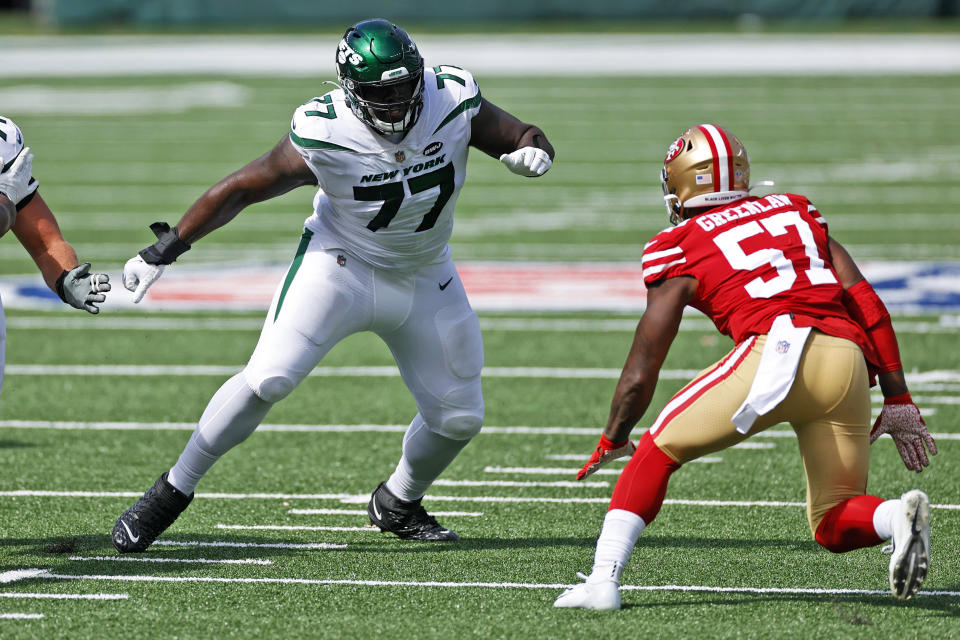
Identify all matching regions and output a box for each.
[555,124,936,610]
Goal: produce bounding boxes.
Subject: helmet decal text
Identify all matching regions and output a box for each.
[337,39,363,67]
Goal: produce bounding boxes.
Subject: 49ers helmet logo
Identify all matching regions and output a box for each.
[664,136,685,163]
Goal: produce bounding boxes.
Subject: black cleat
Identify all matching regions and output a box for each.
[112,472,193,553]
[367,482,459,541]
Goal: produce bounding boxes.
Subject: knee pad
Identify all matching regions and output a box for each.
[246,373,296,403]
[427,382,483,440]
[437,412,483,440]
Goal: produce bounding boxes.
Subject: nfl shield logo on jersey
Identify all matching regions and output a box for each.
[776,340,791,354]
[395,150,406,162]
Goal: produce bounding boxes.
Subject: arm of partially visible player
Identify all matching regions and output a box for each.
[123,135,317,302]
[12,192,111,313]
[0,195,15,237]
[469,98,555,177]
[829,237,936,472]
[577,276,695,479]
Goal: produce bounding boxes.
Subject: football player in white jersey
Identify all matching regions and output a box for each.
[113,18,555,551]
[0,116,111,400]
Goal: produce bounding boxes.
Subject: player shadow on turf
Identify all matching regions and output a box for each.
[637,535,822,552]
[618,592,960,615]
[0,439,39,449]
[355,535,601,553]
[0,533,104,555]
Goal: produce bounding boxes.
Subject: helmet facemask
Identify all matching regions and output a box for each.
[343,68,424,135]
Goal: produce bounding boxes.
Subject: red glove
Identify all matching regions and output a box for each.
[870,393,938,473]
[577,435,636,480]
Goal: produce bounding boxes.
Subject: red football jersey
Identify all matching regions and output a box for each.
[642,193,878,365]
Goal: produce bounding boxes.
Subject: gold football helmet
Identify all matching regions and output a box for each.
[661,124,750,225]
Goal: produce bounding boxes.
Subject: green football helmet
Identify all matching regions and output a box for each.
[336,19,425,136]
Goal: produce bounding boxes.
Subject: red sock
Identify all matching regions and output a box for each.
[608,431,681,523]
[814,495,885,553]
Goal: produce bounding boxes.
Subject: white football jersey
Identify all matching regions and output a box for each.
[290,65,482,270]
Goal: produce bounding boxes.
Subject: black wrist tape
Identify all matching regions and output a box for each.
[138,222,191,265]
[55,269,69,303]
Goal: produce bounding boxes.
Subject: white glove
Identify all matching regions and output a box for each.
[499,147,552,177]
[0,147,36,205]
[123,254,165,303]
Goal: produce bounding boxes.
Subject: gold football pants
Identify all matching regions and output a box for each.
[650,331,872,534]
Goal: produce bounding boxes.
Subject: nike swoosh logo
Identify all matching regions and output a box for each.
[372,499,383,521]
[121,519,140,543]
[439,277,453,291]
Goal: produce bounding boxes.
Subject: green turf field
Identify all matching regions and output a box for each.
[1,68,959,637]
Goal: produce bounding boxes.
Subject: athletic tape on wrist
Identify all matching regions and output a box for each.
[54,269,68,303]
[139,221,191,265]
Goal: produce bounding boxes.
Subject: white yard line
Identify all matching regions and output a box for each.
[0,421,954,437]
[1,364,633,379]
[67,555,273,566]
[6,366,960,397]
[152,540,345,551]
[217,524,374,532]
[0,569,47,584]
[0,490,364,500]
[432,479,609,488]
[0,613,44,619]
[2,489,958,509]
[3,34,959,77]
[483,461,722,476]
[31,572,960,597]
[6,315,959,334]
[287,509,482,517]
[0,592,129,600]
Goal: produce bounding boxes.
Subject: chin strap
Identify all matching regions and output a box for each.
[664,194,683,225]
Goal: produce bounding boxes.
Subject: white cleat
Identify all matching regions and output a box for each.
[887,489,931,601]
[553,573,621,610]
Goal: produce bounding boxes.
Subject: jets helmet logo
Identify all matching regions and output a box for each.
[665,136,685,163]
[337,39,363,66]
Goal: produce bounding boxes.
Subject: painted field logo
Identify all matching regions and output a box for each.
[423,141,443,156]
[665,136,685,163]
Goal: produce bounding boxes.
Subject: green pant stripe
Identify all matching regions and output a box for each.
[274,229,314,322]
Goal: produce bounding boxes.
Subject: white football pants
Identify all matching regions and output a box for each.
[168,230,484,496]
[244,230,485,437]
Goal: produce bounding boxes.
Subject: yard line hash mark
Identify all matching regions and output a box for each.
[0,592,129,601]
[287,508,482,517]
[483,461,722,475]
[217,524,375,532]
[0,569,47,584]
[153,540,346,551]
[68,556,273,566]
